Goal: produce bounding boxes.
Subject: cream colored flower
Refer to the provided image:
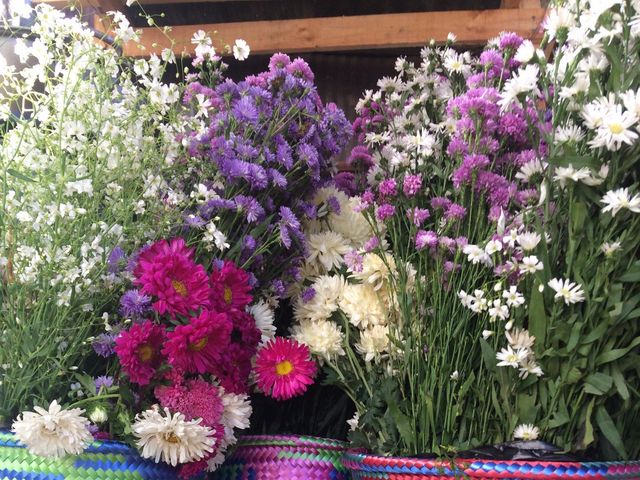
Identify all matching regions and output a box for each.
[306,231,351,272]
[132,407,215,466]
[328,197,374,247]
[356,325,391,362]
[293,275,345,322]
[513,423,540,441]
[338,283,388,329]
[249,301,276,345]
[12,400,92,458]
[292,319,345,360]
[350,253,395,291]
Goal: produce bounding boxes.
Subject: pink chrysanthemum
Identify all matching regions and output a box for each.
[255,337,317,401]
[114,321,165,385]
[156,379,225,428]
[134,238,210,317]
[209,261,253,312]
[162,310,232,374]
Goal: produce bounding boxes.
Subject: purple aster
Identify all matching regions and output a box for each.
[235,195,265,223]
[445,203,467,220]
[431,196,452,210]
[407,207,431,226]
[286,58,314,82]
[333,172,358,196]
[269,52,291,71]
[95,375,114,393]
[403,174,422,197]
[92,333,116,358]
[348,145,374,168]
[232,96,259,123]
[107,246,127,274]
[119,289,152,318]
[376,203,395,221]
[378,178,397,197]
[301,287,316,303]
[416,230,438,250]
[268,169,288,188]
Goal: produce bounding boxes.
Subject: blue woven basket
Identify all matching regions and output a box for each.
[0,430,178,479]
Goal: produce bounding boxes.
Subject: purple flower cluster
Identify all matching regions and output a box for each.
[177,53,352,295]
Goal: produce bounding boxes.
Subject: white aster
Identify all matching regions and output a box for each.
[601,188,640,216]
[548,278,585,305]
[12,400,92,458]
[513,423,540,441]
[220,390,252,440]
[589,104,638,151]
[496,346,528,368]
[232,39,250,61]
[519,359,544,378]
[543,7,575,39]
[514,39,536,63]
[484,239,503,255]
[292,319,345,360]
[553,165,591,187]
[516,232,541,251]
[132,407,215,467]
[463,244,492,266]
[249,301,276,345]
[554,122,585,144]
[515,158,547,183]
[502,286,525,308]
[498,64,540,111]
[488,299,510,322]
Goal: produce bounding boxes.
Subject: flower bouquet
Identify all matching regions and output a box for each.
[288,0,640,476]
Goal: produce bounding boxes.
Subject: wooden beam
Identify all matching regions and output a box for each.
[123,8,546,57]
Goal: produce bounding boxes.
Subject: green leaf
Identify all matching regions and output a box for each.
[516,392,537,424]
[620,265,640,282]
[528,285,547,349]
[595,336,640,365]
[584,372,613,395]
[595,406,628,459]
[612,365,630,401]
[566,321,583,352]
[480,338,497,372]
[7,168,35,182]
[576,399,595,450]
[387,402,413,448]
[581,322,609,345]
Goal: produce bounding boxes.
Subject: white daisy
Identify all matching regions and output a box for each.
[232,39,250,61]
[463,244,492,266]
[443,50,470,76]
[484,239,503,255]
[404,128,435,156]
[488,299,510,322]
[133,407,215,466]
[548,278,585,305]
[516,232,541,251]
[470,289,489,313]
[513,423,540,441]
[498,64,540,111]
[12,400,92,458]
[519,359,544,378]
[520,255,544,274]
[502,286,525,308]
[514,39,536,63]
[515,158,547,183]
[554,122,585,144]
[553,165,592,187]
[601,188,640,216]
[589,104,638,151]
[249,301,276,345]
[621,87,640,118]
[543,7,575,39]
[496,346,528,368]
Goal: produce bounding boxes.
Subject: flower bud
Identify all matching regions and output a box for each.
[89,406,108,424]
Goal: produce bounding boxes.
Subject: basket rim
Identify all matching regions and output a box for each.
[343,450,640,469]
[236,434,349,450]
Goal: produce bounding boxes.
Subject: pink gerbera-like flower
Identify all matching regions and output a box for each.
[209,261,253,312]
[162,310,232,374]
[114,321,165,385]
[134,238,210,318]
[255,337,317,401]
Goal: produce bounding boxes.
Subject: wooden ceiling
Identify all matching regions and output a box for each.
[34,0,547,57]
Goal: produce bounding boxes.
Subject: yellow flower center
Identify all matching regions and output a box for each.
[609,122,624,135]
[172,279,188,297]
[189,336,208,352]
[224,286,233,305]
[275,360,293,376]
[164,432,180,444]
[136,343,154,363]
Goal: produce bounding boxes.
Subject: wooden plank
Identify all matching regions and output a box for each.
[122,8,546,57]
[501,0,543,8]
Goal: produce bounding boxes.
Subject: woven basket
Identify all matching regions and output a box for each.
[212,434,351,480]
[342,451,640,479]
[0,430,178,479]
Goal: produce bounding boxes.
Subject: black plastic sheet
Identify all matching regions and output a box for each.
[458,441,584,462]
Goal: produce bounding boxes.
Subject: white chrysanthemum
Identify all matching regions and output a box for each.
[515,158,547,183]
[356,325,391,362]
[12,400,92,458]
[443,49,470,76]
[548,278,585,305]
[516,232,541,251]
[589,104,638,151]
[132,407,215,466]
[514,39,536,63]
[328,197,374,247]
[601,188,640,217]
[219,390,252,444]
[294,275,346,322]
[543,7,575,39]
[513,424,540,441]
[306,231,351,272]
[249,301,276,345]
[339,283,388,329]
[350,253,395,291]
[232,39,250,61]
[601,241,622,257]
[292,319,345,360]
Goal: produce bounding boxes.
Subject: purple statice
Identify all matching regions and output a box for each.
[403,174,422,197]
[431,196,452,210]
[107,246,127,274]
[407,207,431,226]
[445,203,467,220]
[416,230,438,250]
[184,214,206,229]
[498,110,528,144]
[376,203,396,221]
[363,236,380,252]
[119,289,152,319]
[278,206,304,249]
[378,178,397,197]
[92,333,116,358]
[95,375,114,393]
[344,250,364,273]
[452,153,491,188]
[270,279,286,299]
[301,287,316,303]
[268,169,288,188]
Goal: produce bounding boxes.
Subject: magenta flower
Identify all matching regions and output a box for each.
[378,178,397,197]
[403,174,422,196]
[255,338,317,401]
[209,260,253,312]
[416,230,438,250]
[114,321,166,385]
[134,238,210,318]
[376,203,396,221]
[156,378,225,428]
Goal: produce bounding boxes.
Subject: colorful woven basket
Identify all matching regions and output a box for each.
[0,430,178,479]
[211,434,351,480]
[342,451,640,479]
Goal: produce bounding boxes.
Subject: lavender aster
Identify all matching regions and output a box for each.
[119,290,152,319]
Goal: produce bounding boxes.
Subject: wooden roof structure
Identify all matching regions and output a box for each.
[35,0,548,58]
